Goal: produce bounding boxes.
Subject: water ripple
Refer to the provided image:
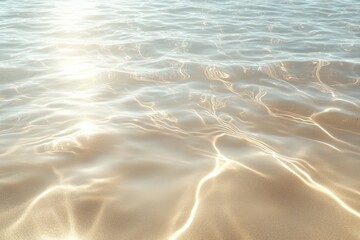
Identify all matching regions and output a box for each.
[1,0,360,239]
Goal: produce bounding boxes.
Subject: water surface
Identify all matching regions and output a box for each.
[1,0,360,239]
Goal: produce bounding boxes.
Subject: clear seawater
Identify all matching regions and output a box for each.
[0,0,359,239]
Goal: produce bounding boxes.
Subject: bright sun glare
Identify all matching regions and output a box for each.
[77,121,97,134]
[54,0,99,80]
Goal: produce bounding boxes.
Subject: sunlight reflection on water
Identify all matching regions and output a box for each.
[0,0,360,239]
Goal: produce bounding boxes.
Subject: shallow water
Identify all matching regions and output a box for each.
[1,0,360,239]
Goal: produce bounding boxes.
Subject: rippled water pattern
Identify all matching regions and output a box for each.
[1,0,360,239]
